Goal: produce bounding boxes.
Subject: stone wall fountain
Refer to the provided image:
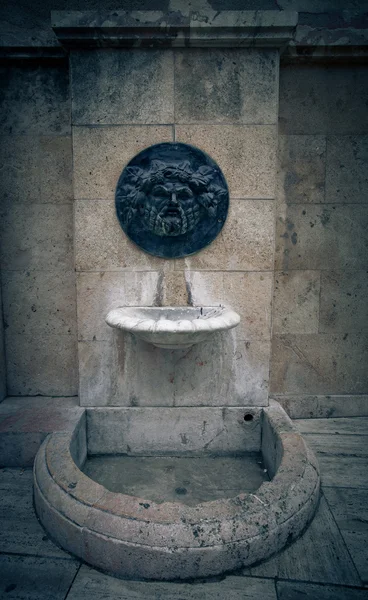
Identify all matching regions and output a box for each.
[33,9,320,581]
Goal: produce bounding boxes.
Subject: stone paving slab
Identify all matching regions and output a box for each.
[242,496,361,586]
[66,565,276,600]
[295,418,368,436]
[277,581,368,600]
[303,434,368,457]
[318,456,368,489]
[0,555,80,600]
[324,487,368,584]
[0,468,71,559]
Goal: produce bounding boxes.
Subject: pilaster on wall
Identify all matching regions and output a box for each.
[53,11,297,407]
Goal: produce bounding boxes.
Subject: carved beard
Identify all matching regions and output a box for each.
[143,203,202,237]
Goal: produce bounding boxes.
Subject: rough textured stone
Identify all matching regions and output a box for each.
[176,125,276,198]
[275,204,368,271]
[0,136,40,203]
[275,394,368,419]
[2,270,77,337]
[279,65,368,135]
[319,271,368,333]
[0,288,6,402]
[295,417,368,436]
[277,135,326,204]
[6,333,78,396]
[175,201,274,271]
[175,48,278,125]
[270,334,368,395]
[39,135,73,203]
[0,204,74,271]
[78,333,270,407]
[0,555,79,600]
[222,272,272,341]
[68,565,277,599]
[73,125,173,200]
[71,50,174,125]
[273,271,320,334]
[325,135,368,204]
[74,199,168,272]
[161,271,190,306]
[86,406,262,455]
[77,271,160,341]
[0,65,70,135]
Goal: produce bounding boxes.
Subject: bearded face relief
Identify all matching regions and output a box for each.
[115,143,229,258]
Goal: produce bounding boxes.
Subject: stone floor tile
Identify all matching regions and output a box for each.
[0,555,79,599]
[277,581,368,600]
[242,496,361,586]
[276,395,368,419]
[318,456,368,489]
[295,418,368,435]
[304,433,368,457]
[0,468,72,558]
[324,487,368,584]
[67,565,277,599]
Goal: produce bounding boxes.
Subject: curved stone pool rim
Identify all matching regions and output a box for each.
[33,400,320,580]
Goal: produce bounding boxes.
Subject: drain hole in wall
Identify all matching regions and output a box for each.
[243,414,254,422]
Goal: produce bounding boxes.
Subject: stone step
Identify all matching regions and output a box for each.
[0,396,83,467]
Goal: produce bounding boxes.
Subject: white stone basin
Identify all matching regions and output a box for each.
[105,306,240,349]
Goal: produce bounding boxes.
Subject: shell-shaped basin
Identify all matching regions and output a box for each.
[106,306,240,349]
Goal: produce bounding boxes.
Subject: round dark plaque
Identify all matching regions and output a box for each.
[115,142,229,259]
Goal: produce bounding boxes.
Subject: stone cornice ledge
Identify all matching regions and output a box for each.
[51,10,298,50]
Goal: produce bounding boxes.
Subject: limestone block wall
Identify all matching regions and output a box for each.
[270,64,368,417]
[0,63,78,396]
[72,48,278,407]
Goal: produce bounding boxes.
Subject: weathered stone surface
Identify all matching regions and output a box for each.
[0,204,74,271]
[74,199,168,272]
[275,204,368,271]
[277,135,326,204]
[243,497,360,586]
[71,50,174,125]
[318,456,368,489]
[73,125,173,200]
[2,270,77,337]
[0,397,82,467]
[6,334,78,396]
[39,135,73,203]
[52,9,297,49]
[270,334,368,395]
[78,333,270,407]
[176,201,274,271]
[0,136,40,203]
[273,271,320,334]
[175,49,278,125]
[176,125,276,198]
[275,394,368,419]
[279,65,368,135]
[0,287,6,402]
[0,65,70,135]
[295,417,368,436]
[86,406,262,455]
[161,271,190,306]
[319,271,368,333]
[303,433,368,458]
[0,468,71,556]
[324,487,368,584]
[68,565,277,599]
[223,272,272,341]
[277,581,367,600]
[77,271,160,341]
[325,135,368,204]
[0,554,79,600]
